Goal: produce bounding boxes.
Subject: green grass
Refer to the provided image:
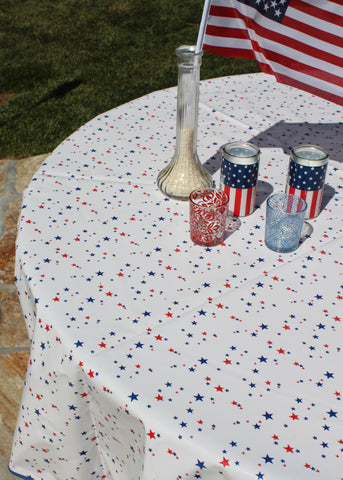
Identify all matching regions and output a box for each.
[0,0,260,158]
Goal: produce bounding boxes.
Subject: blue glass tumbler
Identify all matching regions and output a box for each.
[265,193,307,253]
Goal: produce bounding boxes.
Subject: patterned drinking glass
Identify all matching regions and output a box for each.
[189,188,229,247]
[265,193,307,253]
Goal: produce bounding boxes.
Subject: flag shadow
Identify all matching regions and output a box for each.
[224,215,241,241]
[203,150,222,177]
[255,180,274,210]
[298,222,314,248]
[222,179,274,242]
[203,120,343,176]
[247,120,343,163]
[203,151,274,210]
[203,120,339,214]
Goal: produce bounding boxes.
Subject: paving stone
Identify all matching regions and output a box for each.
[0,155,43,479]
[0,159,9,196]
[15,153,49,194]
[0,352,29,476]
[0,198,21,285]
[0,289,29,350]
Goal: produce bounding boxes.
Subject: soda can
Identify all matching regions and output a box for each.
[220,141,260,217]
[285,144,329,219]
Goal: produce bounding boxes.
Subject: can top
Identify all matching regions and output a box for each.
[222,141,260,165]
[291,144,329,167]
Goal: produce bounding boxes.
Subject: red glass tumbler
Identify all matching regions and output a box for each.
[189,188,229,247]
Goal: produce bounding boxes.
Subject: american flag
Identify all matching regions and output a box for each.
[221,160,259,216]
[285,159,328,218]
[202,0,343,106]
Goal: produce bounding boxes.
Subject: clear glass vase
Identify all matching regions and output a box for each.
[157,45,213,201]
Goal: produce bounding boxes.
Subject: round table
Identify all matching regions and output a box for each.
[10,73,343,480]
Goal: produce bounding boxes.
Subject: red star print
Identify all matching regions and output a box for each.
[220,456,230,467]
[284,445,294,453]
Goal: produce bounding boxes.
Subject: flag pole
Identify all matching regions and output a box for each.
[195,0,211,54]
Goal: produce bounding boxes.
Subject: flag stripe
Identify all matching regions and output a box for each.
[204,40,343,105]
[291,0,343,27]
[224,185,256,216]
[207,5,343,68]
[208,4,343,53]
[205,44,343,105]
[269,70,343,107]
[205,24,248,39]
[203,0,343,105]
[207,11,343,60]
[309,189,319,218]
[250,41,343,88]
[234,188,242,216]
[252,45,341,93]
[282,16,342,50]
[328,0,343,7]
[205,44,255,59]
[249,22,343,68]
[245,187,252,216]
[285,185,324,219]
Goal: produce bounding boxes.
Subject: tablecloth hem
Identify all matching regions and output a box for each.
[8,465,35,480]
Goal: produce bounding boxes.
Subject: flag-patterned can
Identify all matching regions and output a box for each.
[220,141,260,217]
[285,144,329,219]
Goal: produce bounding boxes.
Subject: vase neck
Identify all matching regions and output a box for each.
[174,46,202,158]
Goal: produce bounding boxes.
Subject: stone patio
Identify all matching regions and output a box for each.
[0,154,49,479]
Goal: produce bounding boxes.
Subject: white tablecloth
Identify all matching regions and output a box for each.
[10,73,343,480]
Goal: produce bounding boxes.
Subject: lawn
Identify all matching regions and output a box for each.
[0,0,260,158]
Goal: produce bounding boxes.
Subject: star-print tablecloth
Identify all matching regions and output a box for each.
[10,73,343,480]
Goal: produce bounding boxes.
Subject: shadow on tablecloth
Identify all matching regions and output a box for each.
[248,120,343,163]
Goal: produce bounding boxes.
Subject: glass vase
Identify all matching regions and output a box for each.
[157,45,213,201]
